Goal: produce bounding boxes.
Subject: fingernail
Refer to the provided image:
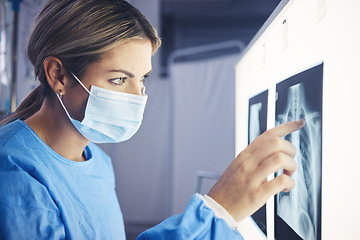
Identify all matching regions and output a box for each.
[297,119,305,126]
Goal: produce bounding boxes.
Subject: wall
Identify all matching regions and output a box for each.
[235,0,360,239]
[169,53,240,215]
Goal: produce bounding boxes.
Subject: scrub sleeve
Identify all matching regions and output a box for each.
[0,120,244,239]
[138,194,244,240]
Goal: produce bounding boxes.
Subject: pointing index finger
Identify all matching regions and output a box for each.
[267,119,305,138]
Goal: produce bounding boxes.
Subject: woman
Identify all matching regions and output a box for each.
[0,0,304,239]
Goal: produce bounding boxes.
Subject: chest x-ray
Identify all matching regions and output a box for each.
[275,63,323,240]
[248,90,268,235]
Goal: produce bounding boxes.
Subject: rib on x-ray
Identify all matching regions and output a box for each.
[275,64,322,240]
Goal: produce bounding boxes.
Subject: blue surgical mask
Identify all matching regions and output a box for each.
[56,73,147,143]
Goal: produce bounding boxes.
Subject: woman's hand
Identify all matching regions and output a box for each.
[207,120,305,222]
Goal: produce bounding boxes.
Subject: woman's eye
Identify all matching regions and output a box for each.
[111,77,127,85]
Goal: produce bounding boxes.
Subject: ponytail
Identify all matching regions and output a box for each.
[0,85,44,127]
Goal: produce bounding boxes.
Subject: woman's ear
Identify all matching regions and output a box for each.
[43,56,67,96]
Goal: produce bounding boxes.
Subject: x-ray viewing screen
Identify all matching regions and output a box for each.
[248,90,268,235]
[275,63,323,240]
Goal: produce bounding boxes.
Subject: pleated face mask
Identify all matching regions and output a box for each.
[56,72,147,143]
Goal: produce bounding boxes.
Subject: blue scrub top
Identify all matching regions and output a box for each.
[0,120,243,239]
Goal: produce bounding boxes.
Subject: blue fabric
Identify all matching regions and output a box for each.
[138,194,243,240]
[0,119,244,239]
[0,120,125,239]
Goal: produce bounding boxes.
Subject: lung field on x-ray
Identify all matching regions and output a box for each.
[275,63,323,240]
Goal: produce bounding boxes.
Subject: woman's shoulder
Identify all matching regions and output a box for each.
[0,122,56,205]
[0,119,45,169]
[0,120,35,161]
[0,119,27,146]
[0,119,38,151]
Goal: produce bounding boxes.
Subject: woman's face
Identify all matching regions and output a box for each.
[63,38,153,121]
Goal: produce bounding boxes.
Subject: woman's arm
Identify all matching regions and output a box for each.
[138,120,304,239]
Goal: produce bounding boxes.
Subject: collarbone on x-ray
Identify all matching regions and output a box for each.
[276,83,322,240]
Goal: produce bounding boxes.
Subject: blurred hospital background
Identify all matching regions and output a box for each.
[0,0,279,239]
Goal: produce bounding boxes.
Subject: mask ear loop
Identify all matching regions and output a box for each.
[55,90,73,120]
[70,72,92,95]
[141,86,146,96]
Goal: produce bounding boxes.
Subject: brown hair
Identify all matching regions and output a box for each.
[0,0,161,126]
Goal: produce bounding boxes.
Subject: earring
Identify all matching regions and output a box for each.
[59,90,63,99]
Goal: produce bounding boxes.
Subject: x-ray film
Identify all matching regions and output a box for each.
[275,63,323,240]
[248,90,268,144]
[248,90,268,235]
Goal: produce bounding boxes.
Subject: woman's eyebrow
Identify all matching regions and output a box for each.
[107,69,135,78]
[107,69,153,78]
